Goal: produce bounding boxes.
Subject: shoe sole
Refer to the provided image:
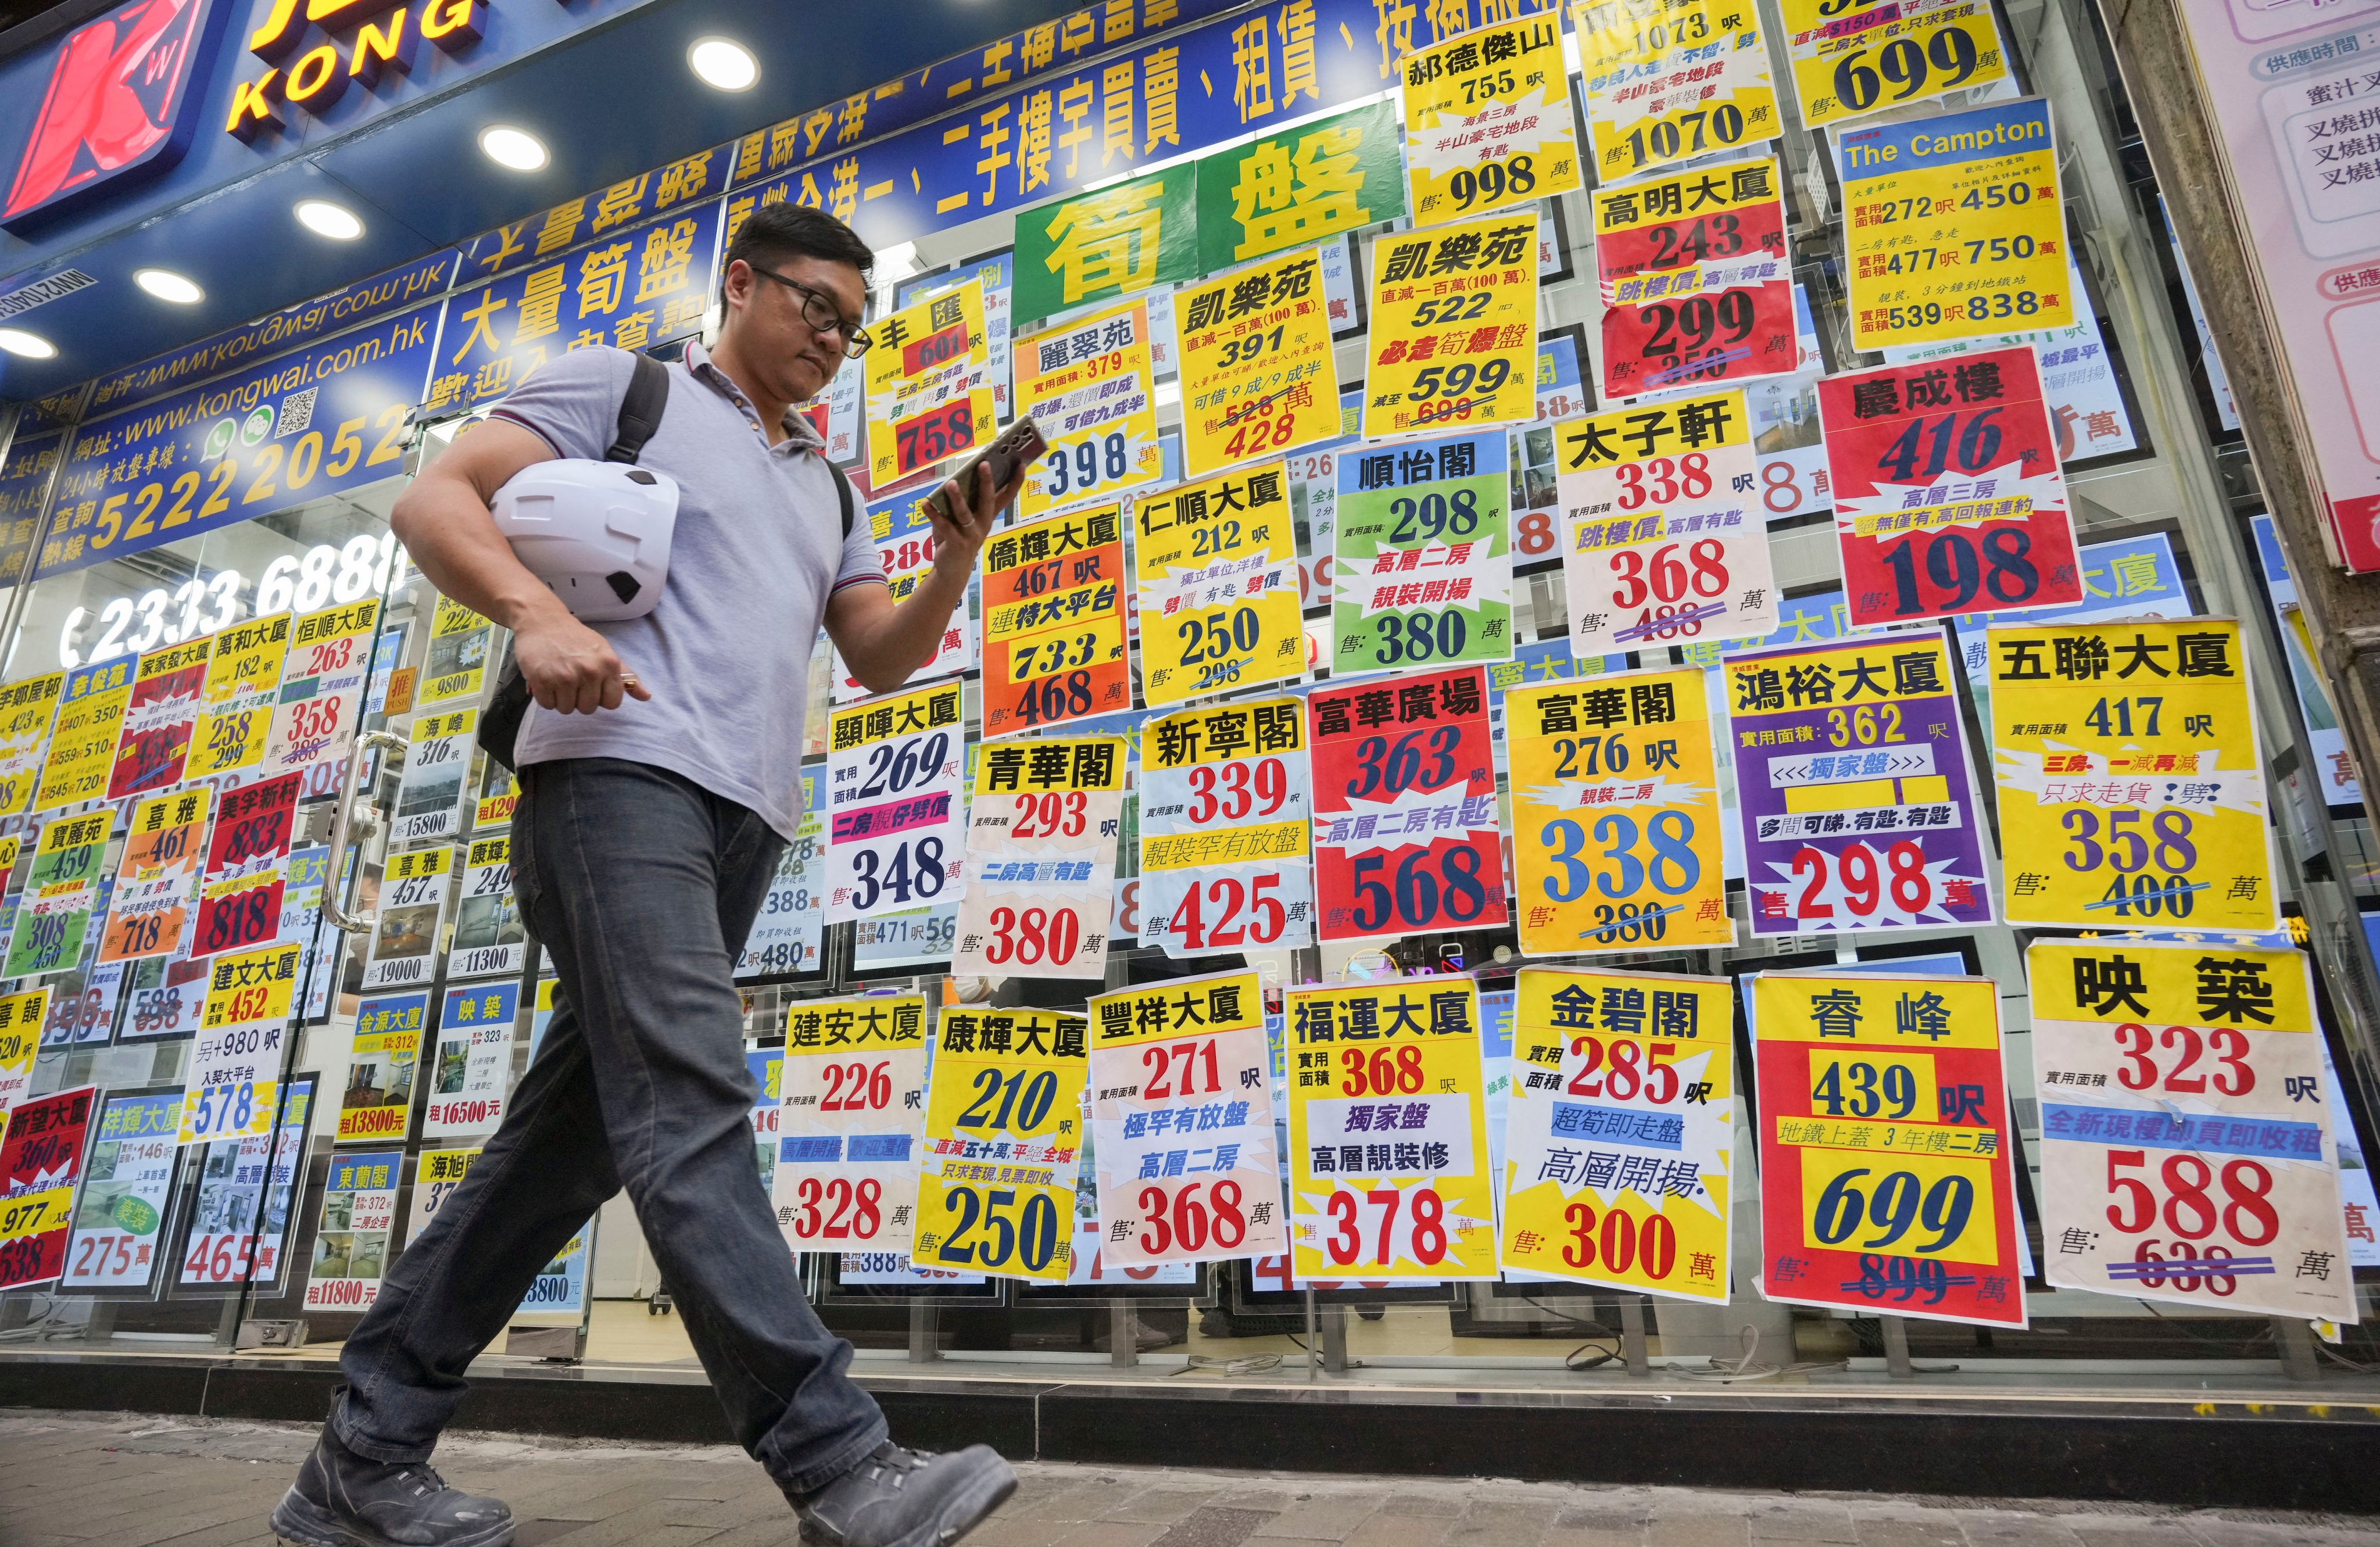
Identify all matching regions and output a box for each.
[800,1454,1018,1547]
[270,1487,517,1547]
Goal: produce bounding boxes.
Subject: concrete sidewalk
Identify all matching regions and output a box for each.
[1,1409,2374,1547]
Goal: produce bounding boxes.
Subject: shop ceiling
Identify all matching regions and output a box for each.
[0,0,1089,406]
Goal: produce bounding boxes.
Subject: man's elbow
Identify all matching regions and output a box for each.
[851,658,914,696]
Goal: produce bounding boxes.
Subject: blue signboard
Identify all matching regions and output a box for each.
[461,141,736,282]
[0,432,61,580]
[1947,532,2188,691]
[432,200,722,416]
[40,302,439,579]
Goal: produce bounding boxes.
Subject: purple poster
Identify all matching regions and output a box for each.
[1719,627,1994,935]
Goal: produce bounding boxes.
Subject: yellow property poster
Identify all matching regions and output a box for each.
[1987,617,2278,932]
[1574,0,1778,178]
[1363,213,1540,440]
[1132,463,1305,707]
[1173,248,1338,477]
[914,1008,1088,1281]
[1013,297,1162,518]
[864,277,997,489]
[1775,0,2007,128]
[188,614,291,778]
[1400,14,1583,224]
[33,657,132,814]
[1500,967,1735,1300]
[0,671,63,817]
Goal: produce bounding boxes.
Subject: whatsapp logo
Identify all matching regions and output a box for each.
[201,419,237,460]
[240,405,274,446]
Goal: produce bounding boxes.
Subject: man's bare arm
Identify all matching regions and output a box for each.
[828,461,1020,694]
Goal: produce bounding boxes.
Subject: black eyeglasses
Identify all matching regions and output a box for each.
[749,265,872,359]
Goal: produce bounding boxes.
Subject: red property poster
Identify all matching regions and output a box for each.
[1593,157,1796,402]
[1817,346,2081,628]
[0,1084,98,1291]
[191,772,301,961]
[1307,667,1507,943]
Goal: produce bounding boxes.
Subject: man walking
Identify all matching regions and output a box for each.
[273,203,1022,1547]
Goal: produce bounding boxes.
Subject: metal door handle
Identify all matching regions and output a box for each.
[320,729,406,932]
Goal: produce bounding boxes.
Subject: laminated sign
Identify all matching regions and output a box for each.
[979,505,1130,736]
[1309,668,1507,942]
[0,672,63,816]
[1591,160,1794,400]
[391,710,475,844]
[1820,348,2081,626]
[450,836,526,981]
[1134,464,1305,706]
[2026,940,2356,1323]
[305,1149,399,1311]
[1556,389,1775,654]
[738,773,824,979]
[177,1077,315,1291]
[915,1009,1088,1281]
[1014,298,1162,518]
[1400,15,1583,224]
[416,596,493,710]
[192,772,300,961]
[33,658,131,813]
[363,847,453,990]
[188,614,290,778]
[1986,618,2278,932]
[424,982,519,1139]
[1088,969,1287,1267]
[1752,972,2025,1327]
[1775,0,2007,127]
[264,600,381,774]
[101,789,210,965]
[1136,698,1314,958]
[337,992,426,1143]
[60,1089,183,1292]
[864,277,997,489]
[952,737,1128,980]
[1332,431,1513,672]
[1500,968,1736,1300]
[179,941,303,1145]
[1175,248,1340,478]
[0,1086,96,1290]
[1363,212,1541,439]
[1508,670,1731,955]
[0,988,51,1129]
[1574,0,1779,178]
[7,809,115,978]
[1284,978,1497,1280]
[110,638,210,798]
[774,994,929,1257]
[835,481,975,699]
[1724,631,1994,934]
[825,682,965,922]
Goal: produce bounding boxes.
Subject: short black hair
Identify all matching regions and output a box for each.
[720,203,873,301]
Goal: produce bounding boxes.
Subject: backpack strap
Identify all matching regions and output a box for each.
[604,352,671,464]
[825,459,855,539]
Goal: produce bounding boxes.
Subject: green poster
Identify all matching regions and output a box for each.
[1013,169,1198,327]
[1196,99,1406,272]
[1330,429,1515,674]
[6,811,112,980]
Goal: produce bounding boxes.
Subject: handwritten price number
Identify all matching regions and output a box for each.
[1137,1178,1247,1254]
[203,886,277,952]
[1325,1186,1450,1266]
[1177,606,1259,692]
[216,807,291,867]
[1830,27,1984,116]
[2105,1148,2278,1294]
[1145,1036,1224,1098]
[983,904,1086,965]
[1405,360,1514,418]
[894,400,976,475]
[1624,106,1748,170]
[1350,847,1491,932]
[1615,453,1712,510]
[1447,153,1536,214]
[934,1184,1062,1271]
[821,1060,896,1111]
[184,1233,256,1284]
[1810,1056,1919,1118]
[1043,431,1133,500]
[1223,411,1300,463]
[1169,875,1289,951]
[1566,1037,1683,1101]
[879,535,936,575]
[1517,508,1557,557]
[792,1176,885,1240]
[1788,840,1932,919]
[2109,1023,2253,1095]
[1609,538,1728,642]
[189,1081,257,1137]
[1869,410,2040,617]
[1812,1166,1974,1254]
[1341,1043,1426,1096]
[1012,672,1096,726]
[851,837,947,911]
[1187,758,1290,823]
[956,1065,1061,1136]
[2061,791,2200,921]
[1635,293,1760,384]
[1561,1199,1680,1277]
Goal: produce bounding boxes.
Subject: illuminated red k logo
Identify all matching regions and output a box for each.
[3,0,221,228]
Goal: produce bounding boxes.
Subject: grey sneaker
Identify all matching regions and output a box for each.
[797,1440,1017,1547]
[270,1429,516,1547]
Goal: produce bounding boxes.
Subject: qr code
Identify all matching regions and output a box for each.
[277,386,318,436]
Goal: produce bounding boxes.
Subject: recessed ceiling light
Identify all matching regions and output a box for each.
[135,268,204,304]
[479,124,548,171]
[295,199,364,239]
[688,36,758,91]
[0,328,57,360]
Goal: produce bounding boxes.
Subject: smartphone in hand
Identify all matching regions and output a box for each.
[922,416,1046,525]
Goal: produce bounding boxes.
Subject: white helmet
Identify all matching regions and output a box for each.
[489,459,678,622]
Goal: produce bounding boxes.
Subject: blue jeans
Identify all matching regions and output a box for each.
[334,759,886,1495]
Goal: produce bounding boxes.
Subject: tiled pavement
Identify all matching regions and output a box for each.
[2,1409,2376,1547]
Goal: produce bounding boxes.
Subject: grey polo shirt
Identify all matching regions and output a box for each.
[491,341,882,840]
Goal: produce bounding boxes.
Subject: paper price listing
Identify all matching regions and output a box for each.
[306,1148,399,1311]
[1175,248,1340,478]
[60,1089,184,1292]
[865,277,997,488]
[1285,979,1497,1281]
[0,988,52,1129]
[192,772,300,962]
[1751,972,2025,1327]
[1401,14,1583,224]
[825,681,965,922]
[391,710,476,844]
[1363,213,1541,441]
[953,737,1127,980]
[1775,0,2007,128]
[450,836,526,982]
[1309,668,1508,943]
[978,505,1130,736]
[1820,347,2082,626]
[1501,968,1735,1299]
[337,992,426,1144]
[1837,101,2069,351]
[1509,671,1731,957]
[1089,969,1287,1268]
[1574,0,1779,178]
[1986,618,2278,932]
[1014,298,1162,518]
[417,596,494,710]
[180,941,304,1145]
[6,808,115,979]
[264,599,381,774]
[406,1147,477,1251]
[188,614,291,778]
[110,636,211,798]
[0,1086,96,1291]
[835,482,975,701]
[102,788,211,965]
[1332,432,1514,672]
[1133,464,1305,706]
[1137,698,1314,958]
[424,981,519,1139]
[177,1076,315,1291]
[0,672,63,815]
[363,846,454,991]
[915,1009,1089,1282]
[2026,940,2356,1323]
[1591,160,1795,401]
[33,657,131,812]
[739,775,824,979]
[774,994,929,1257]
[1558,390,1775,654]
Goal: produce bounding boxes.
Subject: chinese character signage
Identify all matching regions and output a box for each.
[111,637,210,797]
[176,1076,316,1292]
[417,596,493,711]
[338,992,426,1144]
[1820,348,2081,626]
[1196,98,1403,270]
[7,809,114,979]
[424,982,519,1138]
[899,253,1016,427]
[953,737,1128,979]
[2027,940,2356,1324]
[59,1089,184,1294]
[1501,968,1735,1299]
[263,599,382,775]
[1137,697,1314,957]
[1284,978,1497,1280]
[0,671,64,816]
[1135,463,1306,704]
[362,846,453,990]
[0,988,51,1131]
[1574,0,1778,178]
[1725,631,1992,934]
[1987,618,2278,932]
[1174,246,1340,477]
[1014,298,1162,517]
[865,277,999,488]
[1401,15,1582,224]
[188,615,291,778]
[33,658,131,812]
[1591,160,1793,400]
[1557,390,1774,653]
[979,504,1130,736]
[192,772,300,961]
[1365,213,1541,439]
[837,484,976,701]
[181,941,303,1145]
[0,1086,96,1290]
[306,1149,400,1311]
[1308,668,1508,941]
[825,681,965,922]
[775,994,930,1256]
[1776,0,2007,127]
[1014,168,1198,325]
[102,788,210,965]
[915,1009,1089,1281]
[1752,972,2025,1327]
[450,836,525,982]
[1509,671,1731,955]
[1333,432,1513,673]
